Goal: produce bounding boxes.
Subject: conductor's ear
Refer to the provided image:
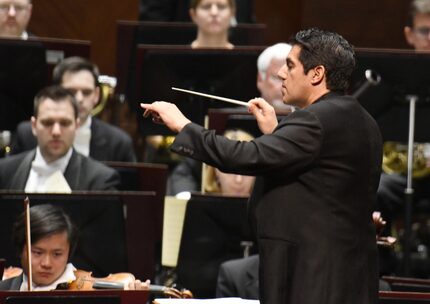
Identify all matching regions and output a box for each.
[310,65,325,85]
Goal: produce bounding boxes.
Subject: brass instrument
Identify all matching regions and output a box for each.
[382,141,430,178]
[91,75,117,117]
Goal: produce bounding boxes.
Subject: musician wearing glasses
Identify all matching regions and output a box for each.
[404,0,430,50]
[376,0,430,276]
[11,57,137,163]
[0,0,32,39]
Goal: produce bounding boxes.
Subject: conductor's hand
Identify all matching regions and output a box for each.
[141,102,191,133]
[248,98,278,134]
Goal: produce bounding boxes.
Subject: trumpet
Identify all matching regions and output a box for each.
[382,141,430,178]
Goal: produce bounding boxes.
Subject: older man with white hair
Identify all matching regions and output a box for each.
[256,43,292,111]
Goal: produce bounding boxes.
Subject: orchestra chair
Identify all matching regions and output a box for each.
[104,161,168,238]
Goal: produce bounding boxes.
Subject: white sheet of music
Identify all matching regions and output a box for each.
[162,196,189,267]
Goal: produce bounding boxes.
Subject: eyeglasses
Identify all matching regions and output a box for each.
[0,3,30,15]
[413,26,430,39]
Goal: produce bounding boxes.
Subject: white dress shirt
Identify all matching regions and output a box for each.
[24,147,73,193]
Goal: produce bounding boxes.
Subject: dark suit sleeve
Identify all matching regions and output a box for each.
[9,121,37,155]
[171,110,322,176]
[118,135,137,163]
[167,158,201,195]
[98,167,121,191]
[0,275,23,290]
[216,262,238,298]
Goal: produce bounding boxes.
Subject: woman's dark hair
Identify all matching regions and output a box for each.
[13,204,77,259]
[289,28,355,92]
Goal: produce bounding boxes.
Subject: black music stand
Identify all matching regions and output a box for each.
[0,38,47,131]
[5,295,120,304]
[351,48,430,275]
[176,193,254,298]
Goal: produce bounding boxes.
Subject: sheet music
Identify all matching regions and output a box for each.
[162,196,189,267]
[154,298,259,304]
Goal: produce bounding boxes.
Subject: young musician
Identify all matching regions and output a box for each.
[0,204,149,291]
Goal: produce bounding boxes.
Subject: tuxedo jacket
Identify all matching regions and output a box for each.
[216,255,259,300]
[0,149,120,191]
[171,92,383,304]
[0,274,22,290]
[10,118,136,162]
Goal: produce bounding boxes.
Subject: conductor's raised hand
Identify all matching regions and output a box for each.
[248,98,278,134]
[141,102,191,133]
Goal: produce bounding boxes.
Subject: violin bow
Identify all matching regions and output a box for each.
[24,197,32,291]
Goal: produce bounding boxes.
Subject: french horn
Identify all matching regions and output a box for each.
[382,141,430,178]
[91,75,117,117]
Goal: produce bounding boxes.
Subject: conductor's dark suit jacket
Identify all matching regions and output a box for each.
[10,118,136,162]
[0,274,23,290]
[0,149,120,191]
[171,92,382,304]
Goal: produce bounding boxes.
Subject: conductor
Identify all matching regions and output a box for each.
[141,28,382,304]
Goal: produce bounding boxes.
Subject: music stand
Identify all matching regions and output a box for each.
[175,193,253,298]
[115,20,267,96]
[0,38,47,131]
[5,295,120,304]
[351,48,430,275]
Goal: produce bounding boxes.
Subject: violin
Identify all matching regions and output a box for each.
[61,269,193,299]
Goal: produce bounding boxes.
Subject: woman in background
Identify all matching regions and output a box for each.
[203,129,255,196]
[189,0,236,48]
